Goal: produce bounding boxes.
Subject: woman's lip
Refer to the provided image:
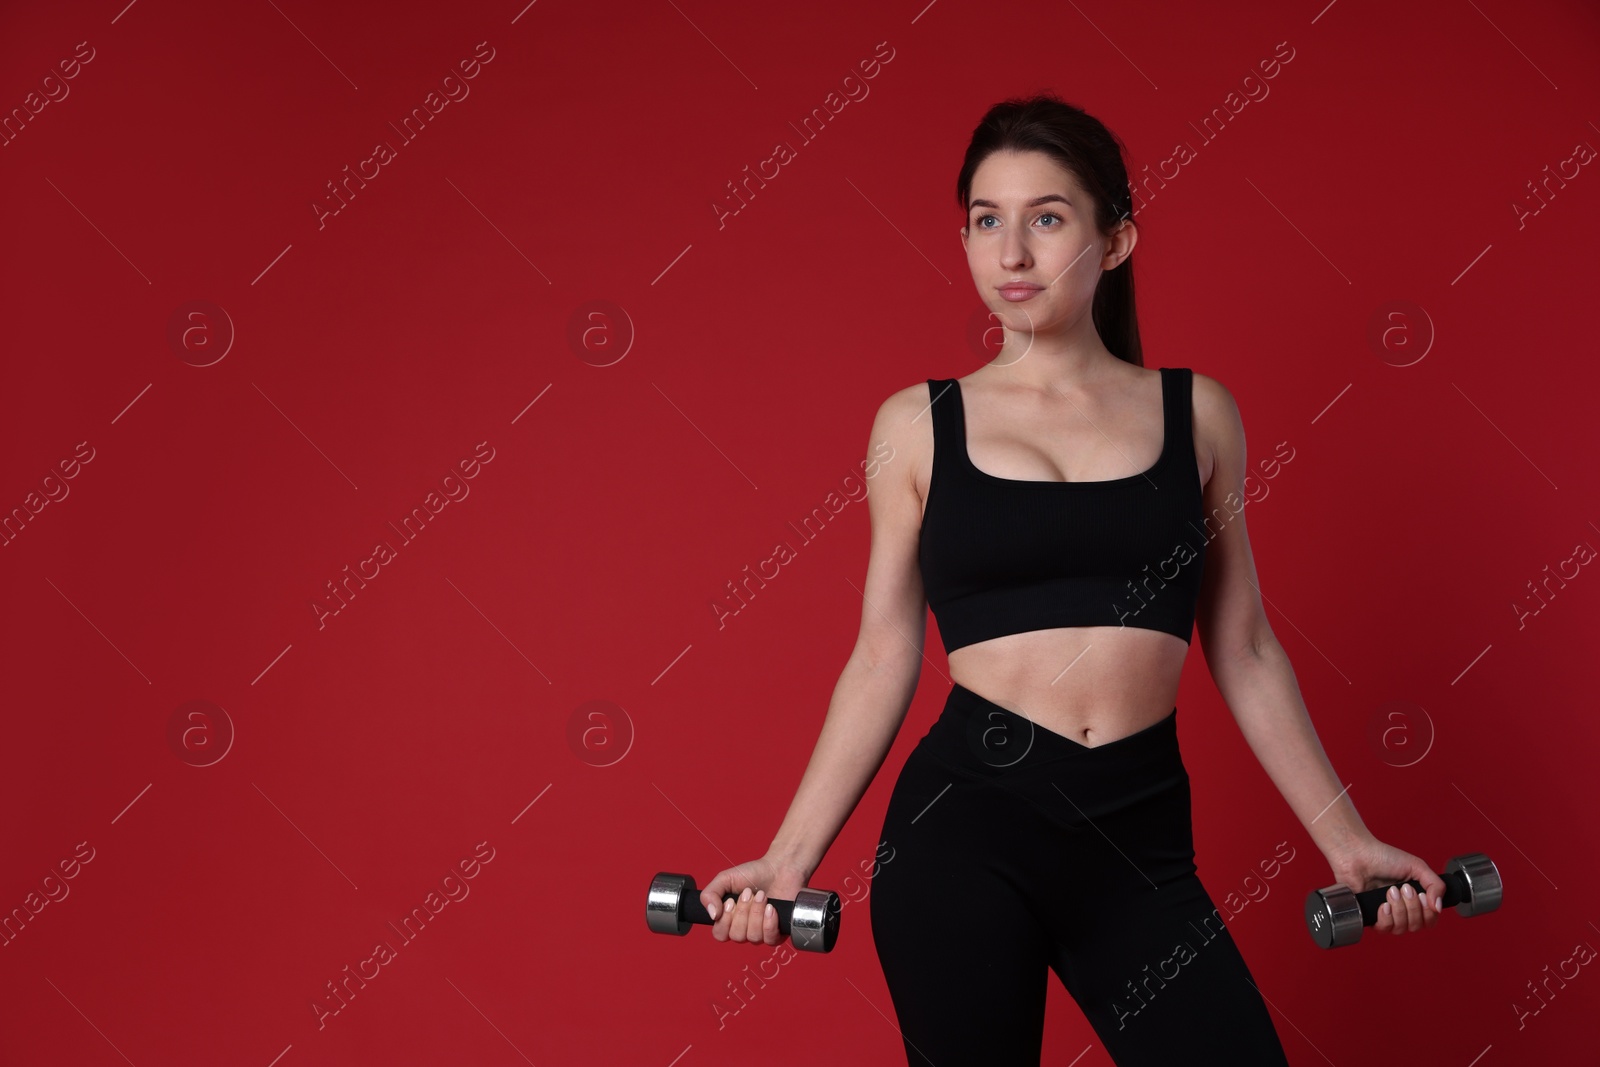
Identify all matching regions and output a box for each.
[998,284,1043,292]
[998,286,1042,301]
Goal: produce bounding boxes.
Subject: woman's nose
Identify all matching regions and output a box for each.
[1001,236,1031,268]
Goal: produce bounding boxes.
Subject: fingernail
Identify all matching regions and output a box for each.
[1380,902,1390,917]
[707,900,717,920]
[740,886,752,902]
[766,902,775,919]
[1402,883,1415,899]
[755,889,765,903]
[1434,896,1443,913]
[1388,886,1399,900]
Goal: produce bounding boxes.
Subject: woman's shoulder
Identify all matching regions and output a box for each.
[1187,369,1241,425]
[866,379,942,447]
[859,381,939,494]
[1183,370,1245,485]
[875,377,946,418]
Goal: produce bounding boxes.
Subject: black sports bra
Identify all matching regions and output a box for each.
[917,367,1208,654]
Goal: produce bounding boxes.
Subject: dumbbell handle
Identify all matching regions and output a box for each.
[647,871,841,953]
[684,893,810,934]
[1307,851,1502,948]
[1350,868,1471,926]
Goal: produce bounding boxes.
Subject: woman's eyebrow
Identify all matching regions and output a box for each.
[968,194,1071,210]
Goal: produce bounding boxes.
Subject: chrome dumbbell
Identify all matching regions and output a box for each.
[645,871,842,953]
[1304,852,1502,949]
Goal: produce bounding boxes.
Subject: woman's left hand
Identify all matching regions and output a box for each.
[1323,835,1446,936]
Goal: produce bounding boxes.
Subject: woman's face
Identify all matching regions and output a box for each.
[960,149,1134,342]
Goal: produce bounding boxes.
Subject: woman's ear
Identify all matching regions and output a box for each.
[1103,218,1136,268]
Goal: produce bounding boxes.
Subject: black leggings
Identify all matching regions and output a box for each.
[870,682,1290,1066]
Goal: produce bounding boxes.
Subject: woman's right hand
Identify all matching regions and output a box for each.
[700,855,811,948]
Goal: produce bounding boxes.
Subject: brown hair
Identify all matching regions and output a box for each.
[956,94,1142,366]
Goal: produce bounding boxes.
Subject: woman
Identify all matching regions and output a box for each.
[699,94,1444,1065]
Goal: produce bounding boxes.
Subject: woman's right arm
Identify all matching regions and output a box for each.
[704,384,932,931]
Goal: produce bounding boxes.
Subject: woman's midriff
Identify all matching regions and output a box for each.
[947,624,1189,748]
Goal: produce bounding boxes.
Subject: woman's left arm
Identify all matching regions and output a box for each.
[1188,372,1444,935]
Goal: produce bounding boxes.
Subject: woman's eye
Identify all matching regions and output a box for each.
[974,213,1061,229]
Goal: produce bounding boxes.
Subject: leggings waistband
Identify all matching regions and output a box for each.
[919,682,1188,816]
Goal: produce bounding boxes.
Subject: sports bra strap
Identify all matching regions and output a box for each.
[1167,367,1194,466]
[926,377,960,451]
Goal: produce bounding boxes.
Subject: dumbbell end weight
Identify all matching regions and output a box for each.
[1304,852,1502,949]
[645,871,842,953]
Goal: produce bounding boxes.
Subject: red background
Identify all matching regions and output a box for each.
[3,1,1598,1064]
